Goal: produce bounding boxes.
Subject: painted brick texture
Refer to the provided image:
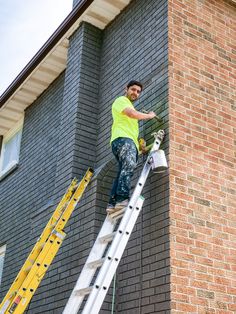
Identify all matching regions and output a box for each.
[168,0,236,313]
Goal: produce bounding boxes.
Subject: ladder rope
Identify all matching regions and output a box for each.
[111,272,116,314]
[138,153,145,314]
[138,200,144,314]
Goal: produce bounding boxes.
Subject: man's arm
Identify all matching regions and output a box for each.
[122,108,156,120]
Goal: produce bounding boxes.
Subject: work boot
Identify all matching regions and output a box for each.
[106,204,115,214]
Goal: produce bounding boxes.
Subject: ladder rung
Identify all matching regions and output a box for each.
[99,232,116,244]
[24,265,33,272]
[72,184,79,192]
[87,258,105,269]
[75,286,93,296]
[109,208,126,220]
[24,257,38,272]
[112,213,125,222]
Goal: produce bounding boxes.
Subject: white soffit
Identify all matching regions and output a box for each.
[0,0,132,136]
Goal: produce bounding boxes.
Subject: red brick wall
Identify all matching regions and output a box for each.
[168,0,236,312]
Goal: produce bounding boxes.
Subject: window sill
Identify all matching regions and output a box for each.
[0,163,19,181]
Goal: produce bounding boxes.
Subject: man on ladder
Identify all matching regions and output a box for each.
[106,80,156,214]
[62,80,166,314]
[63,124,166,314]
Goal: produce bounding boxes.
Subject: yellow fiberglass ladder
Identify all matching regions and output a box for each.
[0,168,93,314]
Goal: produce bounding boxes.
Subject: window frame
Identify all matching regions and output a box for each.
[0,244,6,285]
[0,118,24,178]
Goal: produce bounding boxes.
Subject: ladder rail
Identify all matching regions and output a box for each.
[55,173,93,232]
[9,231,66,314]
[94,130,164,285]
[82,197,145,314]
[63,216,116,314]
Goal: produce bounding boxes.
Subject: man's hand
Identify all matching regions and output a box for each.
[147,111,156,119]
[139,138,147,154]
[142,109,162,122]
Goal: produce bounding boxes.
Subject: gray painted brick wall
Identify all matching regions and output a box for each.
[0,73,65,299]
[52,22,102,197]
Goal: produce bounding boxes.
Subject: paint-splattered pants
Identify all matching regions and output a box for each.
[109,137,138,205]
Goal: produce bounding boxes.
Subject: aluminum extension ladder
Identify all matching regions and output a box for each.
[63,130,165,314]
[0,168,93,314]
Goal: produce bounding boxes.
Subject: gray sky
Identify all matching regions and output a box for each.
[0,0,73,95]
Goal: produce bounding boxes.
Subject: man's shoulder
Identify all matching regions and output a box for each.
[113,96,131,106]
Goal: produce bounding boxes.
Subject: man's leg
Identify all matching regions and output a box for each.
[114,138,138,204]
[107,138,137,213]
[108,161,121,207]
[107,139,124,212]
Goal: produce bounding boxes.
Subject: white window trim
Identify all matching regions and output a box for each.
[0,118,24,178]
[0,245,6,255]
[0,244,6,285]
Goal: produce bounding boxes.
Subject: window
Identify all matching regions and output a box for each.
[0,119,23,177]
[0,245,6,285]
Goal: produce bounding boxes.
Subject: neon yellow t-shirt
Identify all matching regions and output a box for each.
[110,96,139,149]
